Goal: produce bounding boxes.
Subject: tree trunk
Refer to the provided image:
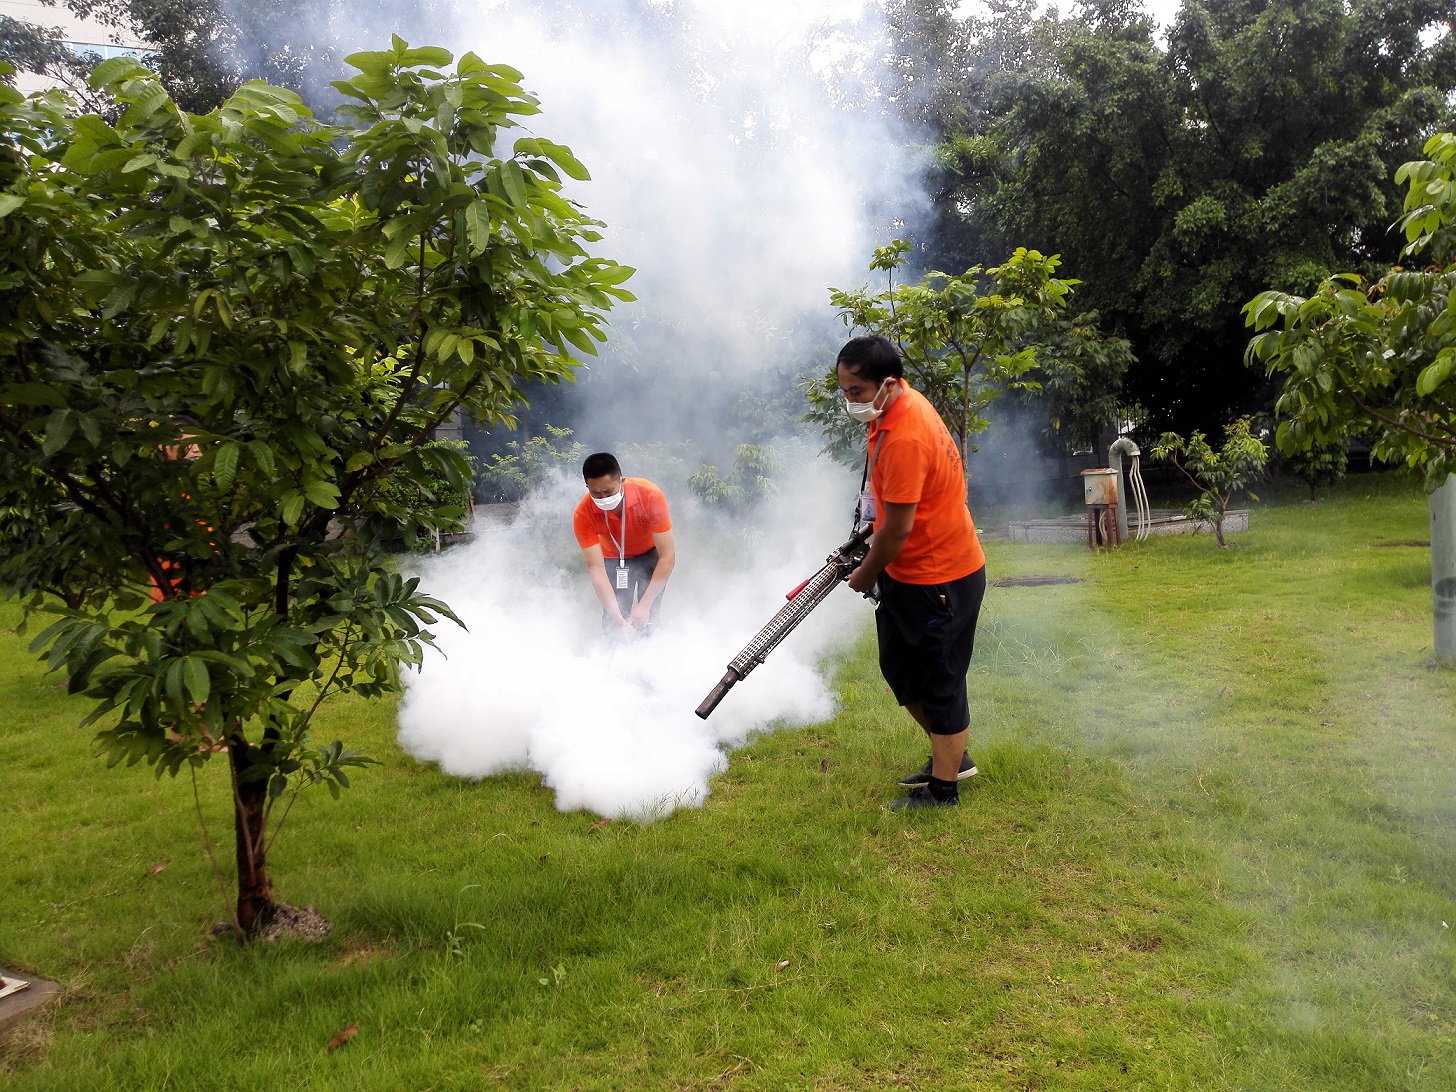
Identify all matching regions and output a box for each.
[1430,474,1456,665]
[228,737,275,937]
[960,368,972,471]
[1213,511,1227,548]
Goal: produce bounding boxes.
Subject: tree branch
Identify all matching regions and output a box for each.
[1331,365,1456,450]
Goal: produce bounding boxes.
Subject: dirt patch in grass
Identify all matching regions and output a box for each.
[333,934,394,967]
[990,575,1085,587]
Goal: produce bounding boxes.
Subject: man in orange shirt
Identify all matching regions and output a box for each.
[572,452,676,634]
[837,335,988,809]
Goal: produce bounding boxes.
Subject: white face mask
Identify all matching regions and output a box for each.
[591,489,623,511]
[843,379,892,423]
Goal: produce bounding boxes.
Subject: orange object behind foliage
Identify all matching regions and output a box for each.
[150,430,211,602]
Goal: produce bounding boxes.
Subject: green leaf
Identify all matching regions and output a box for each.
[213,442,241,490]
[182,656,211,707]
[41,409,76,456]
[280,490,305,527]
[1,382,64,406]
[401,45,453,67]
[465,198,492,255]
[303,479,340,509]
[0,194,25,218]
[1417,353,1454,396]
[536,139,590,181]
[165,659,186,713]
[593,263,635,287]
[384,231,416,269]
[89,56,150,87]
[500,161,528,207]
[248,441,276,477]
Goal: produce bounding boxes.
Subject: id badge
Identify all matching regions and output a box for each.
[615,563,629,590]
[858,490,877,522]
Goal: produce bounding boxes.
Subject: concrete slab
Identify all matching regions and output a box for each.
[0,969,61,1044]
[1007,509,1250,545]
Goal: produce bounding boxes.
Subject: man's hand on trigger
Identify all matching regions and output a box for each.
[629,601,652,628]
[848,564,876,594]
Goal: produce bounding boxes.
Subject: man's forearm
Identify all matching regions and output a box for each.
[586,563,624,616]
[639,554,674,608]
[857,528,909,581]
[848,502,916,592]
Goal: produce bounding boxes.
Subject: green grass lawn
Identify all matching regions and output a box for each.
[4,474,1455,1089]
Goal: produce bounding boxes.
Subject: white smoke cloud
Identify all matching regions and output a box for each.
[438,0,920,359]
[397,455,867,818]
[368,1,925,815]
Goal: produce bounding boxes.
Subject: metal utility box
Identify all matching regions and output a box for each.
[1081,468,1118,507]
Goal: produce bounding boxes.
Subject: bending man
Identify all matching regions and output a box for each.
[837,336,988,810]
[572,452,676,634]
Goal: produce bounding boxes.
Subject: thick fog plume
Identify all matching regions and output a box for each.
[323,2,924,813]
[397,455,865,818]
[225,1,922,440]
[449,2,903,329]
[427,1,920,447]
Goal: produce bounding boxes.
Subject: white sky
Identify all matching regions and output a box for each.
[955,0,1185,30]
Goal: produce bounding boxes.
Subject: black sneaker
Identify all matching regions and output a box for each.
[898,752,978,787]
[888,784,959,810]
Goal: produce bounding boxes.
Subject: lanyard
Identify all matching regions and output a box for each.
[606,481,630,567]
[855,431,886,533]
[864,430,886,484]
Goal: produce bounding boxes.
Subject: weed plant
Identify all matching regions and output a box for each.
[2,474,1454,1088]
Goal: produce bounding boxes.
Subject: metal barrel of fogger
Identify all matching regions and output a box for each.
[695,529,870,719]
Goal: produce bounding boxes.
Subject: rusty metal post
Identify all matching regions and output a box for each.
[1108,438,1139,545]
[1431,474,1456,665]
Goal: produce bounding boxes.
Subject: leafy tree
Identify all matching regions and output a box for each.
[375,438,476,549]
[1245,131,1456,488]
[808,240,1079,466]
[4,0,435,113]
[930,0,1456,433]
[1151,417,1269,547]
[1,0,237,113]
[687,445,780,513]
[0,15,78,84]
[1008,308,1135,451]
[0,41,632,937]
[474,423,585,503]
[1286,441,1350,501]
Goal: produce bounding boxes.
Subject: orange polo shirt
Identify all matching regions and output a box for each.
[867,382,985,584]
[572,478,672,559]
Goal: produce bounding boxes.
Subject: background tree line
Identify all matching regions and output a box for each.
[886,0,1456,435]
[7,0,1454,452]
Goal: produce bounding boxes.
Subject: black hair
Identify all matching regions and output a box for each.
[582,452,621,481]
[835,335,904,384]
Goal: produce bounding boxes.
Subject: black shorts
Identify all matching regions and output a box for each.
[603,547,663,631]
[874,566,986,735]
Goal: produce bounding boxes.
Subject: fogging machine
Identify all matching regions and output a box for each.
[695,526,873,719]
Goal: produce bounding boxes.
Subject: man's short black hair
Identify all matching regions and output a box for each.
[836,335,904,384]
[582,452,621,481]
